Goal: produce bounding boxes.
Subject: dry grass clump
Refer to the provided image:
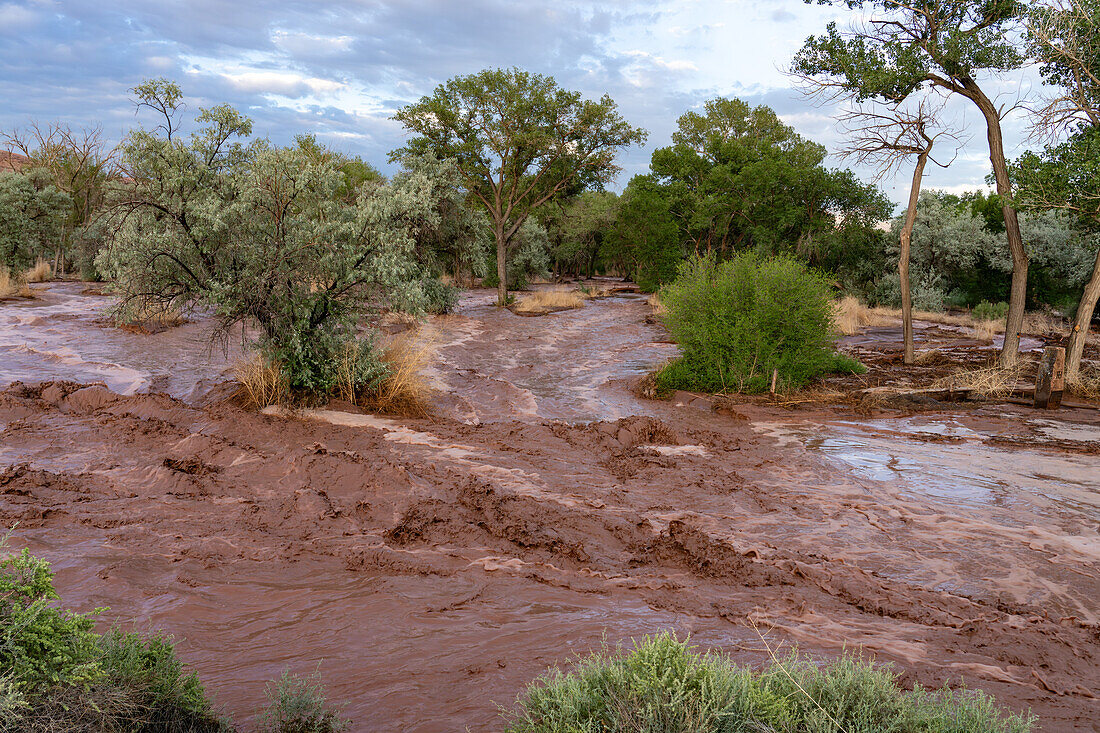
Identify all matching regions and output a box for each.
[359,333,436,416]
[0,267,19,298]
[912,348,945,366]
[832,296,1068,342]
[0,266,36,298]
[578,284,612,299]
[647,292,667,317]
[513,288,585,314]
[23,257,53,283]
[933,361,1028,399]
[1022,311,1064,336]
[1068,363,1100,400]
[234,354,289,408]
[833,296,893,335]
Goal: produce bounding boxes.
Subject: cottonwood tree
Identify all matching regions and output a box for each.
[648,98,888,260]
[793,0,1032,366]
[1013,0,1100,381]
[834,97,960,362]
[392,68,646,305]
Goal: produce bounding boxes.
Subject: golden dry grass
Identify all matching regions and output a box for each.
[234,354,289,409]
[359,333,436,416]
[833,296,1067,341]
[932,361,1030,399]
[0,267,18,298]
[1068,363,1100,400]
[22,258,52,283]
[833,296,893,335]
[513,288,585,313]
[578,284,612,299]
[0,266,36,298]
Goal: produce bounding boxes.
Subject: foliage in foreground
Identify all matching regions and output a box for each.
[657,252,862,394]
[504,634,1033,733]
[0,543,225,731]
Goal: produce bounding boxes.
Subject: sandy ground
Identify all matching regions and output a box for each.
[0,285,1098,732]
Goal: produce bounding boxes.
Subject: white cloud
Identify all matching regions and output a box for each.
[271,30,355,56]
[0,2,38,29]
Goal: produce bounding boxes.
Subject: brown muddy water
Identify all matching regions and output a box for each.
[1,283,1099,732]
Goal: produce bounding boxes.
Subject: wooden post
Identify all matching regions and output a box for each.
[1034,346,1065,409]
[770,368,778,395]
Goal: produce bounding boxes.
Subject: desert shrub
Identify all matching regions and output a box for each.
[0,548,102,690]
[393,276,459,315]
[95,628,219,728]
[503,634,1033,733]
[872,269,948,312]
[656,252,863,394]
[972,301,1009,322]
[419,277,459,314]
[0,541,226,732]
[256,669,348,733]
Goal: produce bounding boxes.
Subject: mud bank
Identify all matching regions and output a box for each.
[1,287,1099,731]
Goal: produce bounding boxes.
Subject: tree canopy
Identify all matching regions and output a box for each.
[393,67,645,303]
[608,97,890,292]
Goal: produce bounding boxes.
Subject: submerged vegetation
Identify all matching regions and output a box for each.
[504,634,1032,733]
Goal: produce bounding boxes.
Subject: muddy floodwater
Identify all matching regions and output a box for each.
[1,283,1098,732]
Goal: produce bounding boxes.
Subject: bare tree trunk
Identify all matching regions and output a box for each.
[1066,245,1100,381]
[899,150,930,364]
[495,224,508,306]
[965,82,1029,367]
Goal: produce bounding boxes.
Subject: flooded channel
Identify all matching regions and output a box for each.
[1,283,1098,731]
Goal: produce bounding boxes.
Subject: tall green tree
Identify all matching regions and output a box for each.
[1013,0,1100,380]
[0,169,70,270]
[2,124,117,276]
[541,190,620,278]
[604,175,681,292]
[392,68,646,304]
[611,97,888,292]
[648,98,888,259]
[793,0,1032,366]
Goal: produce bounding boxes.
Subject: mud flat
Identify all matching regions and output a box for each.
[1,285,1099,731]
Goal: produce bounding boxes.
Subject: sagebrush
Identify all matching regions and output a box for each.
[504,633,1033,733]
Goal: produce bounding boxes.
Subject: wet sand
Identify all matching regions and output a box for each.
[1,285,1098,731]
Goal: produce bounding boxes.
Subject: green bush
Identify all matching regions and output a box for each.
[393,276,459,315]
[0,541,227,731]
[0,548,102,690]
[503,634,1033,733]
[656,252,863,394]
[95,628,222,729]
[257,669,349,733]
[971,301,1009,322]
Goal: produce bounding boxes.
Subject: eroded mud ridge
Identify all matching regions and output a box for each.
[1,288,1099,731]
[1,379,1099,731]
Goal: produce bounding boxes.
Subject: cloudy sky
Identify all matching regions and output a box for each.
[0,0,1044,206]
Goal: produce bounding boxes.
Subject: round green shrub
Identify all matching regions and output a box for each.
[656,252,863,394]
[503,633,1033,733]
